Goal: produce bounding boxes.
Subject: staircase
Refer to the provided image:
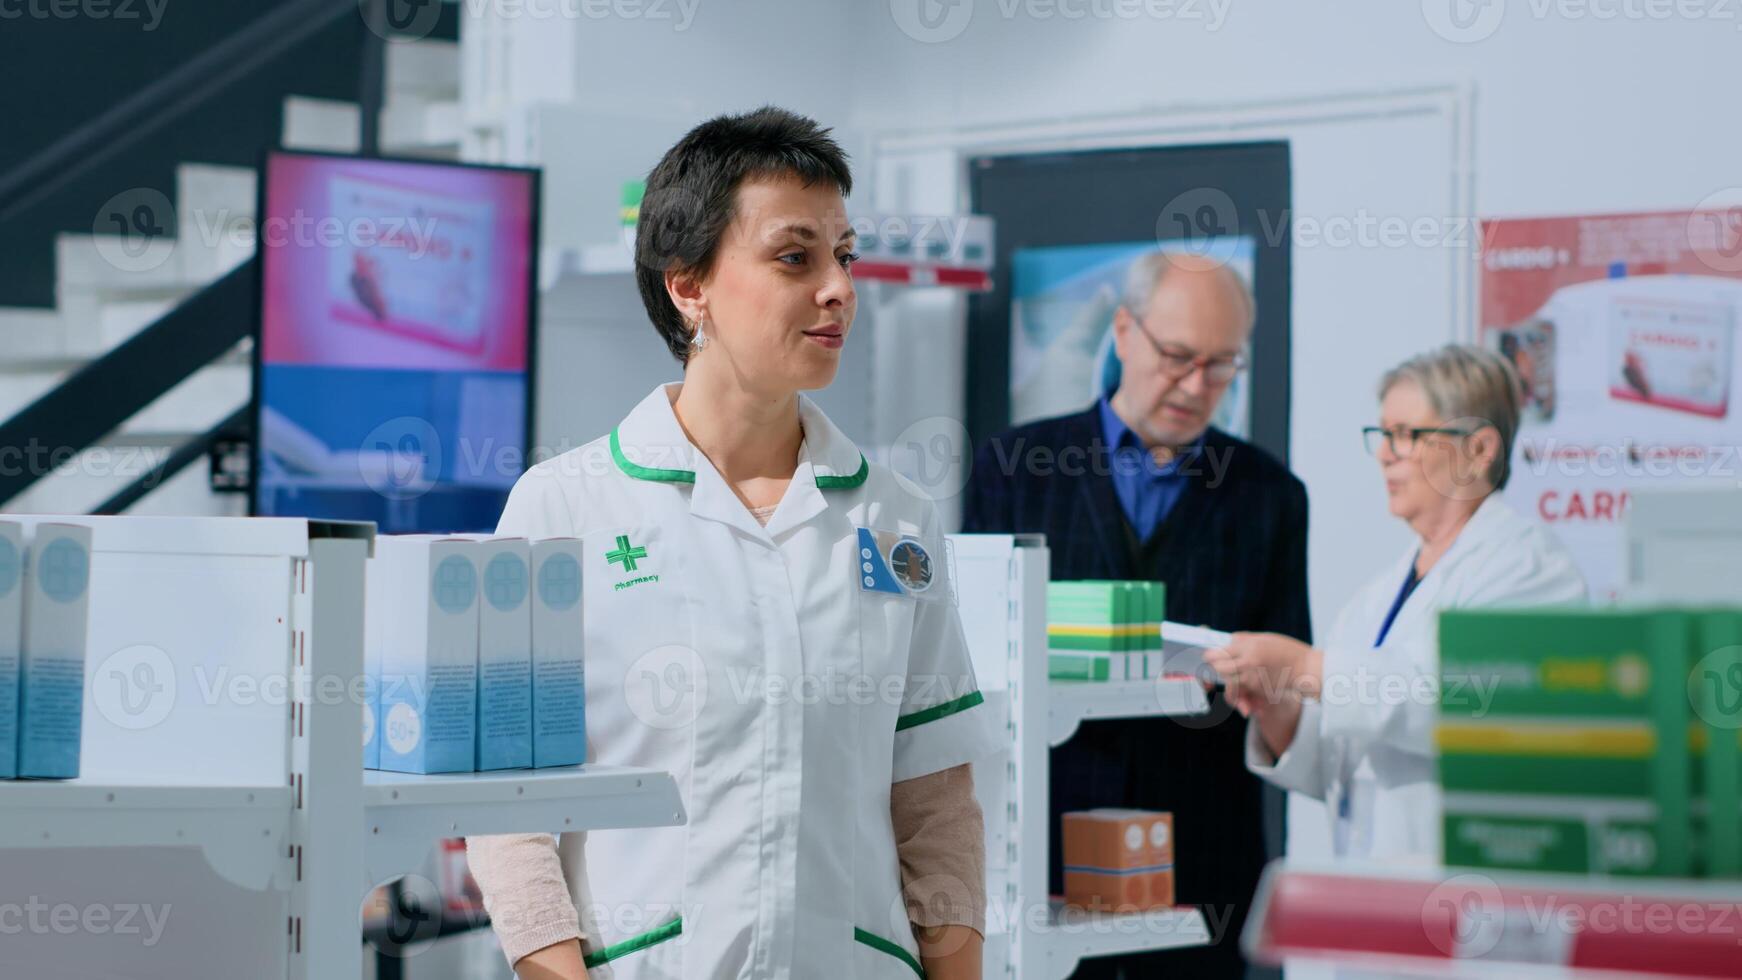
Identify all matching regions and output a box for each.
[0,35,464,517]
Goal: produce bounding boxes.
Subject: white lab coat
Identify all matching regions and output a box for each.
[1247,493,1586,863]
[492,383,1002,979]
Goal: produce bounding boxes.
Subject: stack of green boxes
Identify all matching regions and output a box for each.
[1047,580,1164,682]
[1438,607,1742,879]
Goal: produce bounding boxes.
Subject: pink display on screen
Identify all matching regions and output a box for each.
[260,154,534,372]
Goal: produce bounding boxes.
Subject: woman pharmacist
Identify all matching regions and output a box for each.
[1205,345,1587,862]
[467,108,1001,980]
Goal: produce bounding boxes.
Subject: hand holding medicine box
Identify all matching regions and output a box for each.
[1159,622,1233,685]
[373,535,480,774]
[1062,809,1175,912]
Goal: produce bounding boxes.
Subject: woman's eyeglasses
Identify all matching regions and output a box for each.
[1362,425,1477,458]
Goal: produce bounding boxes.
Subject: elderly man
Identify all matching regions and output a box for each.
[962,252,1311,978]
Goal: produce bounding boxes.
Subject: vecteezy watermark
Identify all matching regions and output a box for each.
[87,194,448,274]
[1688,190,1742,274]
[0,441,173,486]
[1420,0,1507,42]
[0,0,168,30]
[364,874,445,959]
[889,0,1232,44]
[93,187,176,274]
[0,898,172,946]
[886,415,973,503]
[620,645,982,731]
[1422,873,1742,961]
[1423,0,1742,43]
[91,644,392,732]
[358,416,446,503]
[1689,645,1742,729]
[360,0,700,41]
[1517,439,1742,483]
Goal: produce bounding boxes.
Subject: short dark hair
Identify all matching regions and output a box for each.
[634,106,853,363]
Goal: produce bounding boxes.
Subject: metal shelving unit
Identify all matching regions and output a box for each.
[952,534,1215,979]
[0,515,685,980]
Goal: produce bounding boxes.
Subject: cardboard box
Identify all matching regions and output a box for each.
[376,536,479,774]
[473,537,532,771]
[0,522,21,779]
[1062,808,1175,912]
[530,538,586,768]
[1439,609,1693,876]
[17,523,92,779]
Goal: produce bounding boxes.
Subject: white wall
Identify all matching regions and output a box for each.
[844,1,1732,218]
[513,0,1734,617]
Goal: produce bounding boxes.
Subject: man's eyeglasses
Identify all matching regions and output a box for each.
[1128,315,1248,384]
[1362,425,1478,458]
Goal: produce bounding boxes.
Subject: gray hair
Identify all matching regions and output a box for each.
[1121,251,1256,328]
[1378,344,1524,490]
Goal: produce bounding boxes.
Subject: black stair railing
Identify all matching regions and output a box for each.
[0,260,255,509]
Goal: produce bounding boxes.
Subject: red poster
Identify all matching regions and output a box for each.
[1480,209,1742,599]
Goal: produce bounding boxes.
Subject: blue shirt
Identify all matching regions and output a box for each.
[1097,395,1203,542]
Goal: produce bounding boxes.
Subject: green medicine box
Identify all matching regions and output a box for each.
[1047,581,1163,681]
[1438,608,1693,877]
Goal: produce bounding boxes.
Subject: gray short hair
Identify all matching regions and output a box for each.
[1378,344,1524,490]
[1121,251,1255,328]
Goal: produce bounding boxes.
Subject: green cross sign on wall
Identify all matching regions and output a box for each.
[606,534,648,572]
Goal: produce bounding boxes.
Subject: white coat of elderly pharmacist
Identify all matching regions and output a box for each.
[1204,345,1587,863]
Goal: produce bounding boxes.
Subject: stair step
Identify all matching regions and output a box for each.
[55,290,192,360]
[282,96,361,152]
[176,163,257,227]
[0,369,70,423]
[55,233,187,293]
[0,307,67,361]
[386,38,460,99]
[381,98,464,157]
[121,362,251,436]
[5,442,244,517]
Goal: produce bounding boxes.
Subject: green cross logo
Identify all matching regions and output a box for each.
[606,534,648,573]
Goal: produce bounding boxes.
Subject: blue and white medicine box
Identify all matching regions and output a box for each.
[530,538,586,768]
[0,521,23,779]
[18,523,91,779]
[469,536,532,771]
[362,541,389,770]
[376,535,479,774]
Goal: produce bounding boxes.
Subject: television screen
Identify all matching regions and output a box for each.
[252,151,539,533]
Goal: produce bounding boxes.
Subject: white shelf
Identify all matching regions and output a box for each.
[1042,900,1211,980]
[0,778,294,890]
[363,764,686,876]
[1047,676,1211,746]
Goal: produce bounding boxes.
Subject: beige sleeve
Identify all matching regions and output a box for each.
[465,832,587,968]
[890,763,988,937]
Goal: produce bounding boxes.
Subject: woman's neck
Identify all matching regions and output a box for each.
[670,367,803,483]
[1410,495,1485,576]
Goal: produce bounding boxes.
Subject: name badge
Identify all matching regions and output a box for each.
[856,527,950,604]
